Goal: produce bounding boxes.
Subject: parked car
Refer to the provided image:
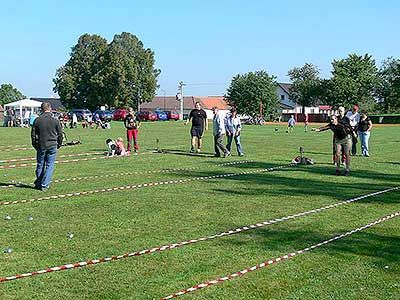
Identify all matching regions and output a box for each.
[113,109,127,121]
[165,111,180,121]
[154,110,168,121]
[136,111,158,121]
[69,109,92,121]
[92,110,113,122]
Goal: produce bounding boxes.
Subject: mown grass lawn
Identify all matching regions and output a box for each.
[0,121,399,300]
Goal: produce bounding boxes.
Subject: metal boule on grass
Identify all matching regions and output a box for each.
[67,233,74,239]
[5,248,13,253]
[27,216,34,221]
[5,215,12,221]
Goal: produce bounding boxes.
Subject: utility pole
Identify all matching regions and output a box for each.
[178,81,185,120]
[161,89,166,111]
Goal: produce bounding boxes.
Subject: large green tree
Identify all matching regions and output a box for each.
[101,32,160,109]
[53,34,108,110]
[0,83,25,106]
[377,57,400,113]
[322,54,381,111]
[53,32,160,111]
[287,63,321,113]
[225,70,279,119]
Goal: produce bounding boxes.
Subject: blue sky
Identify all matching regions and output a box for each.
[0,0,398,98]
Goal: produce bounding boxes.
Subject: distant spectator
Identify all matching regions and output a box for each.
[358,110,373,157]
[346,105,360,155]
[185,101,208,153]
[24,110,31,127]
[212,106,230,158]
[7,108,15,127]
[287,115,295,133]
[29,113,38,127]
[225,108,244,156]
[124,108,141,153]
[94,113,103,129]
[3,109,8,127]
[116,137,126,156]
[70,113,78,128]
[304,113,309,132]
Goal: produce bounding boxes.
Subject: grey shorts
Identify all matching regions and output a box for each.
[334,135,352,153]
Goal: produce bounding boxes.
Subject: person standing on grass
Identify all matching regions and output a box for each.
[287,115,295,133]
[185,101,208,153]
[304,113,309,132]
[358,110,373,157]
[313,114,355,176]
[124,108,141,154]
[225,108,244,156]
[31,102,63,191]
[212,106,230,158]
[332,106,351,165]
[346,105,360,155]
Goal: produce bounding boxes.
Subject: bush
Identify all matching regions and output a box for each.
[369,114,400,124]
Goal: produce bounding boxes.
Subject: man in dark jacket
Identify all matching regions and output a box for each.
[31,102,63,191]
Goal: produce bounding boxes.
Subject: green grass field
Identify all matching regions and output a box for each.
[0,121,399,300]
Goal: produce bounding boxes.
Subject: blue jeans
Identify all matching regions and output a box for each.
[34,148,57,189]
[358,131,370,156]
[226,134,243,155]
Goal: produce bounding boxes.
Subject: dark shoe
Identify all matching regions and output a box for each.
[335,169,341,176]
[190,148,195,153]
[224,152,231,158]
[239,153,244,157]
[344,170,350,176]
[214,154,221,157]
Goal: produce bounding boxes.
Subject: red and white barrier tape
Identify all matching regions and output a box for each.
[0,147,32,152]
[0,164,292,206]
[0,152,104,164]
[0,187,397,283]
[0,154,123,169]
[162,211,400,299]
[0,160,252,188]
[0,144,29,149]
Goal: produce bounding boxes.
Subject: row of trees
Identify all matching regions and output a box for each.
[53,32,160,110]
[226,54,400,118]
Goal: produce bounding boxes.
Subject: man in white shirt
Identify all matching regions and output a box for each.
[212,106,230,158]
[346,105,360,155]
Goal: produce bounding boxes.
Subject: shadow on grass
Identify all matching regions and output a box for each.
[0,182,36,189]
[223,227,400,267]
[159,148,216,158]
[172,161,400,203]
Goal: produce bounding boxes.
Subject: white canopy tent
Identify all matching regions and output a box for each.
[4,99,42,125]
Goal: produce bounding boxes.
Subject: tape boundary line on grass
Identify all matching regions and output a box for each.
[0,152,104,164]
[0,164,293,206]
[0,160,253,188]
[162,211,400,299]
[0,186,397,283]
[0,154,125,169]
